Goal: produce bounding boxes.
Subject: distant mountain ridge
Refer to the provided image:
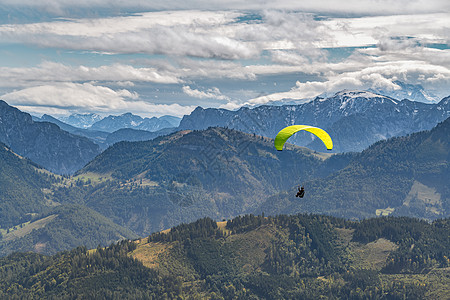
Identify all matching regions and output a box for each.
[104,127,176,145]
[90,112,180,133]
[30,89,448,153]
[33,114,179,149]
[179,90,450,152]
[0,101,101,174]
[59,113,103,128]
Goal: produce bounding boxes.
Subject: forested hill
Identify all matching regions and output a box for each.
[0,143,52,229]
[79,127,334,192]
[0,142,139,256]
[257,117,450,220]
[0,204,137,257]
[71,127,352,236]
[0,214,448,299]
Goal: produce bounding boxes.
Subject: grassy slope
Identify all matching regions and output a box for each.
[130,217,449,299]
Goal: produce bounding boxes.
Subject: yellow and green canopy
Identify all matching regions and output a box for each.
[274,125,333,151]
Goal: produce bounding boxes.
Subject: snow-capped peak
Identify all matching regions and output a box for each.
[333,90,398,107]
[335,90,388,99]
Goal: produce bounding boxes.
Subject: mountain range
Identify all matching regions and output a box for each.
[179,90,450,153]
[33,111,181,151]
[0,117,448,256]
[0,101,101,174]
[369,80,439,103]
[89,113,180,133]
[54,112,181,132]
[0,88,449,257]
[29,89,450,156]
[59,113,103,128]
[33,113,177,150]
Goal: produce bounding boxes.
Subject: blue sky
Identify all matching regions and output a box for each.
[0,0,449,117]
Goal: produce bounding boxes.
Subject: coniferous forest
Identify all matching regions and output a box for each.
[1,214,448,299]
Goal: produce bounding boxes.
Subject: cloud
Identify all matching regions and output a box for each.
[247,57,450,105]
[0,11,257,59]
[2,0,449,15]
[0,10,335,60]
[1,83,195,117]
[2,10,446,61]
[321,13,450,48]
[0,61,181,87]
[270,50,311,65]
[182,86,230,100]
[234,11,329,54]
[0,6,449,115]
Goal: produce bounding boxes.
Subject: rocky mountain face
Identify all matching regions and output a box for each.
[0,101,101,174]
[90,112,180,133]
[59,113,103,128]
[179,90,450,152]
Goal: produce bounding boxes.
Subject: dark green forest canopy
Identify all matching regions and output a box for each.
[0,143,54,229]
[1,214,448,299]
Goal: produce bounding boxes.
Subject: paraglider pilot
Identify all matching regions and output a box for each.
[296,186,305,198]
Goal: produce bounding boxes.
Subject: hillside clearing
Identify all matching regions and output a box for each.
[3,215,57,241]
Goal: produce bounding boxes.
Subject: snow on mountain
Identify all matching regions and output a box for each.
[59,113,103,129]
[89,112,180,133]
[179,90,450,153]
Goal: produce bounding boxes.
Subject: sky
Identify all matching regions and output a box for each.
[0,0,449,117]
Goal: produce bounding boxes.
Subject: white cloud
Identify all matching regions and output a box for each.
[1,83,195,117]
[0,10,334,59]
[0,62,181,87]
[247,58,450,105]
[270,50,310,65]
[0,11,258,59]
[2,0,449,15]
[320,13,450,48]
[182,86,230,100]
[0,5,449,114]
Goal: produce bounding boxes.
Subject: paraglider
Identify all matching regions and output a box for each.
[274,125,333,151]
[274,125,333,198]
[296,186,305,198]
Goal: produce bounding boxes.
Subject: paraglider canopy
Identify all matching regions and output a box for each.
[274,125,333,151]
